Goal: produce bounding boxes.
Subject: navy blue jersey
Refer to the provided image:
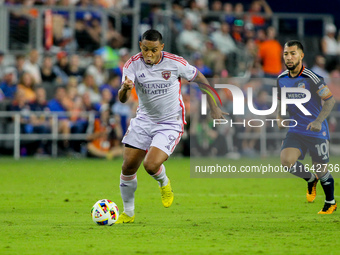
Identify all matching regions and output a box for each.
[277,66,333,140]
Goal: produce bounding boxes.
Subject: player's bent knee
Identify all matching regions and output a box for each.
[143,160,161,175]
[280,149,299,168]
[121,161,139,175]
[280,156,296,168]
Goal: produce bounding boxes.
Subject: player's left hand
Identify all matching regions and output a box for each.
[306,120,322,132]
[210,107,229,120]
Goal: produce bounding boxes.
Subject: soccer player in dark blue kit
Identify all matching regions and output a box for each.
[277,40,337,214]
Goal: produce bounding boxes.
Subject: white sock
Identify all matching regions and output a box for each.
[151,164,169,187]
[119,173,137,217]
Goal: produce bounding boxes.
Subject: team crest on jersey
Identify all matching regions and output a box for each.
[297,82,305,88]
[162,71,171,80]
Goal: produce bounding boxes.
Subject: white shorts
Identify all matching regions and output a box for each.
[122,115,184,156]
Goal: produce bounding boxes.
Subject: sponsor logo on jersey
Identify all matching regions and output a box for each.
[162,71,171,80]
[286,93,306,99]
[297,82,305,88]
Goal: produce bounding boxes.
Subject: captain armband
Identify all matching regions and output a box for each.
[317,85,333,100]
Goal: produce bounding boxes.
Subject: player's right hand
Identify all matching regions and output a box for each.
[210,106,229,120]
[122,76,134,91]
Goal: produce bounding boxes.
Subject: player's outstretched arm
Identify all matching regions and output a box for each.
[193,70,228,119]
[307,97,335,132]
[118,76,134,103]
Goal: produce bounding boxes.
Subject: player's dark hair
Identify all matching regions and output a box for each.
[141,29,163,43]
[285,40,304,52]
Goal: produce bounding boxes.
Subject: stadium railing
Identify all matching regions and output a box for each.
[152,9,333,50]
[1,109,339,159]
[0,4,141,54]
[0,4,333,55]
[0,110,95,159]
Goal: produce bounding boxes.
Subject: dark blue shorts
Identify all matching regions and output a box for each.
[281,132,330,163]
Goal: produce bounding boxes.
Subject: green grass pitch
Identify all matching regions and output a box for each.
[1,156,340,255]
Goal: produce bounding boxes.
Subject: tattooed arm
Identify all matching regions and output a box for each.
[306,97,335,132]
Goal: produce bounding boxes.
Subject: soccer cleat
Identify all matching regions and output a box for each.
[306,175,318,203]
[160,179,174,208]
[318,202,337,214]
[114,212,135,224]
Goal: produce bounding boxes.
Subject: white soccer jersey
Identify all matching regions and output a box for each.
[122,51,197,123]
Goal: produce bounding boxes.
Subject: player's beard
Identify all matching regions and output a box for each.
[285,60,300,71]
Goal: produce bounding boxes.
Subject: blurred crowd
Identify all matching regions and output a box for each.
[1,0,340,158]
[4,0,128,52]
[171,0,274,78]
[3,0,130,9]
[0,48,136,158]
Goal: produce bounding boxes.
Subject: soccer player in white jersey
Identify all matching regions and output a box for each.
[115,29,227,223]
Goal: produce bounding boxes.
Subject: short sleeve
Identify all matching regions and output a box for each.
[122,58,136,84]
[177,58,198,82]
[316,83,333,101]
[310,75,333,101]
